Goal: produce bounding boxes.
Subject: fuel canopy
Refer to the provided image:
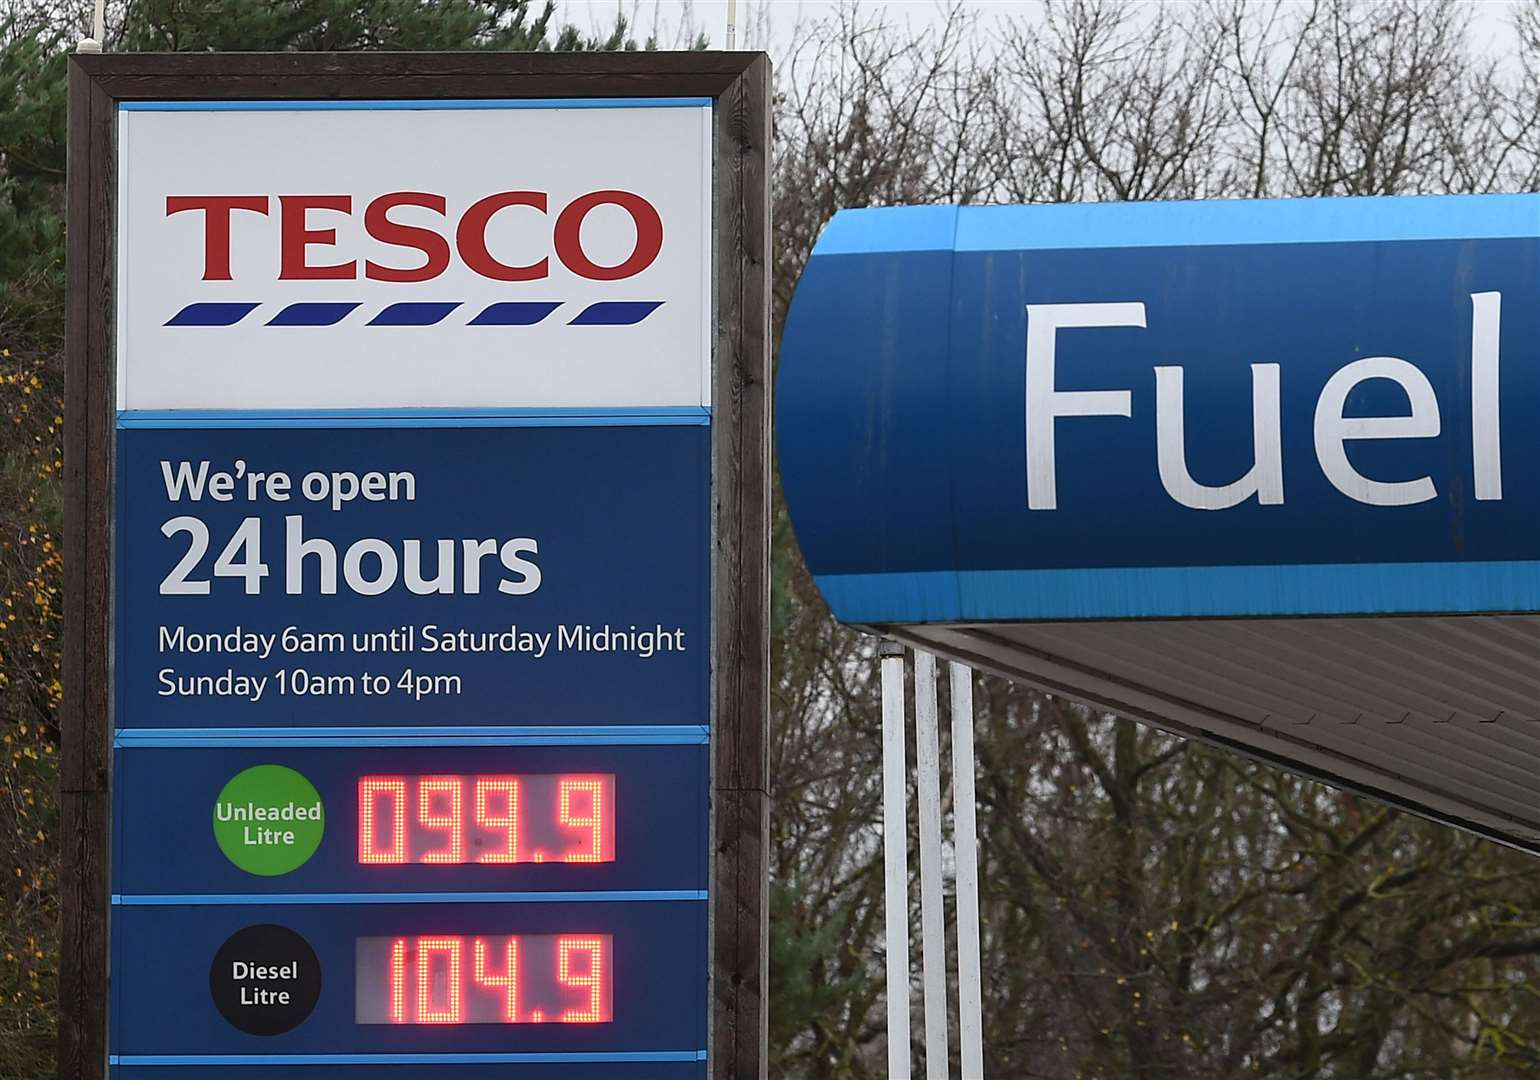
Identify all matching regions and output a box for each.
[777,195,1540,852]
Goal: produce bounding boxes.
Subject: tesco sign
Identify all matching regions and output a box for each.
[166,190,664,282]
[117,102,711,411]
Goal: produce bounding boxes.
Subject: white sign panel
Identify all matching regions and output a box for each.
[116,101,712,411]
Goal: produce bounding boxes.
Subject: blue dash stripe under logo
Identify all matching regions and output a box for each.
[164,302,260,327]
[368,302,461,326]
[469,301,563,325]
[165,300,666,327]
[570,301,664,325]
[267,302,361,326]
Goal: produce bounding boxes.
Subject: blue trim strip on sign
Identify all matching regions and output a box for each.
[813,194,1540,255]
[116,406,711,429]
[118,724,707,739]
[114,735,711,748]
[119,97,713,111]
[815,560,1540,624]
[110,1052,709,1065]
[812,205,961,255]
[112,890,708,906]
[114,724,711,748]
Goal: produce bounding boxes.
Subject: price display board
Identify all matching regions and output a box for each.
[63,53,769,1080]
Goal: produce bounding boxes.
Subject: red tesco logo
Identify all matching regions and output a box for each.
[165,191,664,283]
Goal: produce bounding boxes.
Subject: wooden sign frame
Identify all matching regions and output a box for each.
[62,51,769,1080]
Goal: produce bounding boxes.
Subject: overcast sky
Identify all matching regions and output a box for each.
[555,0,1043,50]
[554,0,1526,61]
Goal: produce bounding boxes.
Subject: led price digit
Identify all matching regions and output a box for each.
[417,778,463,864]
[357,774,615,865]
[473,777,520,864]
[359,777,407,864]
[557,936,605,1022]
[558,777,606,864]
[414,937,464,1024]
[360,934,613,1025]
[473,937,519,1022]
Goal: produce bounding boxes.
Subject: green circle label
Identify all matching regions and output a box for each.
[213,765,325,876]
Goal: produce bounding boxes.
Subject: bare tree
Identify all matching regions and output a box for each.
[768,4,1540,1078]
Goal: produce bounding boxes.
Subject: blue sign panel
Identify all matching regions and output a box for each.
[111,901,705,1056]
[112,744,708,896]
[116,423,708,730]
[113,1067,704,1079]
[110,416,711,1073]
[777,195,1540,623]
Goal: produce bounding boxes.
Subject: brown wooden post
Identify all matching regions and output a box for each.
[59,57,114,1080]
[711,53,772,1080]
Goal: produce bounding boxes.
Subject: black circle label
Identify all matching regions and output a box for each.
[208,924,322,1035]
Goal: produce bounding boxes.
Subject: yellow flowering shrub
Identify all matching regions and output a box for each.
[0,344,62,1076]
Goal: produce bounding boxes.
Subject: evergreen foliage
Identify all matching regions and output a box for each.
[0,3,672,1074]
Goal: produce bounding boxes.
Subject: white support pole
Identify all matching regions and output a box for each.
[76,0,105,52]
[914,650,951,1078]
[950,662,985,1079]
[880,642,913,1080]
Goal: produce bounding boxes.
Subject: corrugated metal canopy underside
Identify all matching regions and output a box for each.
[883,616,1540,853]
